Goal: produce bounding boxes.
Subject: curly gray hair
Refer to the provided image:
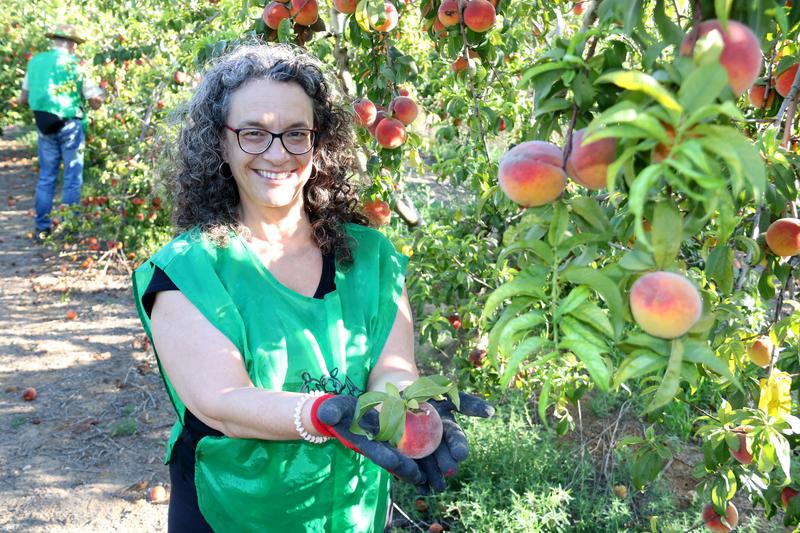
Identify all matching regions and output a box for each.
[165,42,368,265]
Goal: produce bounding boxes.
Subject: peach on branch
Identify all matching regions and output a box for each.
[748,83,775,108]
[370,2,399,32]
[497,141,567,207]
[765,218,800,257]
[776,63,798,97]
[782,487,799,508]
[389,96,418,125]
[747,335,773,367]
[565,128,618,190]
[729,428,753,465]
[353,98,377,127]
[629,271,702,339]
[438,0,460,26]
[375,117,407,148]
[333,0,356,13]
[363,200,391,227]
[263,2,291,29]
[367,110,388,137]
[463,0,496,32]
[173,71,188,85]
[396,402,443,459]
[679,19,762,97]
[290,0,319,26]
[701,502,738,532]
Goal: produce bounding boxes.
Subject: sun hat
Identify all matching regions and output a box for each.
[45,23,86,44]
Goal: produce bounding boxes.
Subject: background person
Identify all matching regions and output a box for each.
[19,23,103,241]
[132,43,492,532]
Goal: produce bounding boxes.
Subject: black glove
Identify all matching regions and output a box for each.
[415,391,495,494]
[310,394,425,485]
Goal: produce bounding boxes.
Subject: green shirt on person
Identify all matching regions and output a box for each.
[132,223,409,532]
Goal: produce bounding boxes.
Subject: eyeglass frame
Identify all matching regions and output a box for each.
[223,124,318,156]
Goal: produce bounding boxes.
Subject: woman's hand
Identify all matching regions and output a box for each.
[413,392,495,494]
[310,394,425,485]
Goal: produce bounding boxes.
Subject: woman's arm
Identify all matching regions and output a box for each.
[150,290,323,440]
[367,286,420,393]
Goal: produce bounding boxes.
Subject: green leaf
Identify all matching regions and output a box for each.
[538,369,552,427]
[631,449,665,491]
[354,0,373,32]
[375,393,406,445]
[619,249,656,271]
[618,333,671,356]
[555,286,592,319]
[587,104,669,142]
[695,125,766,199]
[614,349,667,388]
[476,185,498,220]
[644,338,684,413]
[596,70,682,113]
[481,274,546,324]
[548,201,569,247]
[653,0,684,45]
[352,391,389,428]
[401,375,456,404]
[628,164,664,250]
[705,246,734,293]
[678,62,728,113]
[499,338,552,388]
[568,301,615,339]
[651,202,683,268]
[561,266,625,336]
[682,339,744,393]
[559,338,611,391]
[714,0,732,26]
[497,239,555,266]
[499,311,546,357]
[519,61,570,88]
[486,299,531,359]
[561,316,610,352]
[569,196,612,233]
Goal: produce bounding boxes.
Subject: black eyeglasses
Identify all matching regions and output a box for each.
[224,125,317,155]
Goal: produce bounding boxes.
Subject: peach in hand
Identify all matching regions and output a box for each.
[396,402,443,459]
[629,271,702,339]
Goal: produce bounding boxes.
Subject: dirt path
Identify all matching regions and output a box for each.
[0,130,171,532]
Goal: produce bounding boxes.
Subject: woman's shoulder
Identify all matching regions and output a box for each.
[147,227,223,269]
[342,222,394,249]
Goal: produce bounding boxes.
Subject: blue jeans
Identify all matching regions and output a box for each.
[35,119,84,231]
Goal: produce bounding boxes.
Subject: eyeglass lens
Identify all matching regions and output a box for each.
[238,129,314,155]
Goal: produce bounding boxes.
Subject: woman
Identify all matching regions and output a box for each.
[132,43,491,532]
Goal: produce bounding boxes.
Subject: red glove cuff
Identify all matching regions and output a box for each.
[309,393,338,438]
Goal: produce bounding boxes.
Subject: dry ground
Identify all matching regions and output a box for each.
[0,129,171,532]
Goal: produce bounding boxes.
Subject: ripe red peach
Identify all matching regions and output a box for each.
[389,96,418,125]
[679,19,762,97]
[363,200,392,227]
[565,128,618,190]
[747,335,773,367]
[497,141,567,207]
[22,387,37,401]
[262,2,291,29]
[701,502,738,532]
[782,487,799,509]
[333,0,356,13]
[370,2,398,32]
[438,0,460,26]
[629,271,702,339]
[729,429,753,465]
[451,56,468,73]
[147,484,169,503]
[765,218,800,257]
[463,0,496,32]
[396,402,443,459]
[353,98,377,127]
[748,83,775,108]
[776,63,799,97]
[375,117,407,148]
[367,110,388,137]
[290,0,319,26]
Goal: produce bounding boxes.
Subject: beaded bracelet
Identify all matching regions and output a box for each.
[293,390,331,444]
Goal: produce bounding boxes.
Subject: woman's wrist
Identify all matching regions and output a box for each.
[293,391,331,444]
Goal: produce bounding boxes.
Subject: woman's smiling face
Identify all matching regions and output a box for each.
[222,78,316,218]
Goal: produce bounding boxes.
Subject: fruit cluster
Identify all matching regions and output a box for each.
[353,90,419,149]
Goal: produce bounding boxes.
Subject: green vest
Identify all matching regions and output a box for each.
[27,48,84,120]
[132,223,408,532]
